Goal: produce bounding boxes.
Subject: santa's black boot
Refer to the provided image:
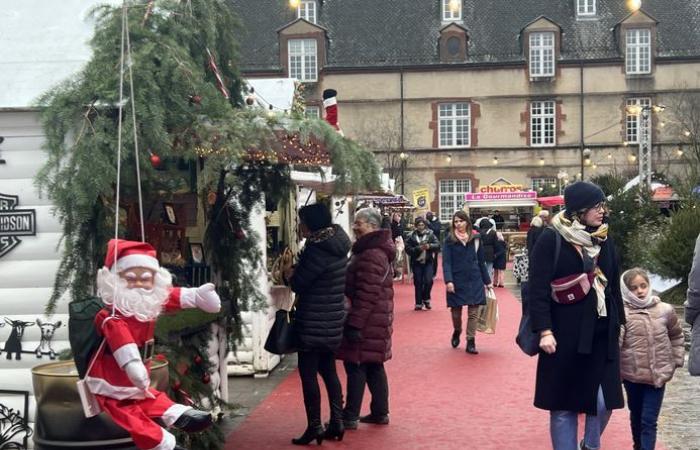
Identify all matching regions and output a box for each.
[173,409,213,433]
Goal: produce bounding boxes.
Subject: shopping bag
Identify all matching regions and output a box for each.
[477,288,498,334]
[264,308,297,355]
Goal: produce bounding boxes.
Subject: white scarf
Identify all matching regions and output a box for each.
[551,211,609,317]
[620,272,657,309]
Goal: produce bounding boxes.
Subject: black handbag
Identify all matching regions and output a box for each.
[516,229,561,357]
[264,308,297,355]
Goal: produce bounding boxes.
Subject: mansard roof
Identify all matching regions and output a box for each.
[229,0,700,71]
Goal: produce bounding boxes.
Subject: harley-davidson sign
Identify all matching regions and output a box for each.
[0,193,36,257]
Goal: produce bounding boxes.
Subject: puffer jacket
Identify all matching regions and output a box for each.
[620,298,685,387]
[289,225,351,352]
[337,228,396,364]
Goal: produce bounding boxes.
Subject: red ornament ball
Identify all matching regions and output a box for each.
[150,154,162,168]
[194,355,203,365]
[189,94,202,104]
[202,373,211,384]
[235,229,246,240]
[172,380,181,390]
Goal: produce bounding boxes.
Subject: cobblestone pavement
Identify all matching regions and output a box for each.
[657,307,700,450]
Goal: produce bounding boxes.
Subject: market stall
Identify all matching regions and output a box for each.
[463,187,538,231]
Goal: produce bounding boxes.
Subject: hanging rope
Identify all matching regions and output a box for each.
[124,8,146,241]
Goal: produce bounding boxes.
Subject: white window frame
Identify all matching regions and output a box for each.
[625,97,651,144]
[625,28,652,75]
[529,32,555,78]
[530,100,556,147]
[305,105,320,119]
[288,39,317,82]
[531,177,557,191]
[438,103,470,148]
[576,0,596,16]
[441,0,462,22]
[439,179,472,222]
[297,0,317,24]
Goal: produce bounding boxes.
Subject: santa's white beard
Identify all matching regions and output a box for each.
[96,267,172,322]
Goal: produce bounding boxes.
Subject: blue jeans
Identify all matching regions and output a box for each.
[550,386,612,450]
[623,381,665,450]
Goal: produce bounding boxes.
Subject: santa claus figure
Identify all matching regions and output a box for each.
[322,88,344,136]
[86,239,221,450]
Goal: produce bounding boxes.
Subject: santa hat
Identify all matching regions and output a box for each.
[322,89,343,135]
[105,239,160,273]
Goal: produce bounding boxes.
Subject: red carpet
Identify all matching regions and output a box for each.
[226,273,664,449]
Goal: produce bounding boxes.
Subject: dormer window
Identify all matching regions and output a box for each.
[626,28,651,74]
[442,0,462,22]
[288,39,317,82]
[529,32,555,77]
[298,0,317,24]
[576,0,596,17]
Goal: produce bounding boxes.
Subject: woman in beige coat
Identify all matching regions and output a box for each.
[619,268,685,450]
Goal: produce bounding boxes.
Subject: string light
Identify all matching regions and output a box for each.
[684,130,692,137]
[660,121,666,128]
[623,141,629,147]
[629,153,637,162]
[289,0,300,8]
[676,148,684,156]
[607,152,613,159]
[627,0,641,12]
[492,156,498,165]
[592,163,598,170]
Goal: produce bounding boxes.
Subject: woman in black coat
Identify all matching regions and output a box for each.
[529,182,625,450]
[287,203,351,445]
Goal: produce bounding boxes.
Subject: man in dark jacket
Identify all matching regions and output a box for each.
[287,203,351,444]
[337,207,396,429]
[425,212,442,279]
[405,217,440,310]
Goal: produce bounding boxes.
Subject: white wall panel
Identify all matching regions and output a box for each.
[0,288,69,315]
[0,178,55,206]
[0,231,63,261]
[0,260,60,288]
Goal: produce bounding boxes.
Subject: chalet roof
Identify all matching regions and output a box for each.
[229,0,700,71]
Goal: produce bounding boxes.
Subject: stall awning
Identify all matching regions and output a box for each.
[538,195,564,207]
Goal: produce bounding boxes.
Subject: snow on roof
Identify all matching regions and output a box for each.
[0,0,116,109]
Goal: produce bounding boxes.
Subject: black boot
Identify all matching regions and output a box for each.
[451,330,461,348]
[323,395,345,441]
[173,409,213,433]
[424,300,432,310]
[466,338,478,354]
[323,420,345,441]
[292,423,324,445]
[359,414,390,425]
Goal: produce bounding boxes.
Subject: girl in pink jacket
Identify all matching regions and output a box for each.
[619,268,685,450]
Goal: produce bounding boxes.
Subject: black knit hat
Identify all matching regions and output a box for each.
[299,203,332,232]
[564,181,605,213]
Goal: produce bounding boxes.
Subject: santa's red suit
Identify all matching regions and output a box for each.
[85,240,220,450]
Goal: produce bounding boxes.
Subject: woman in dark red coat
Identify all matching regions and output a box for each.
[337,207,396,430]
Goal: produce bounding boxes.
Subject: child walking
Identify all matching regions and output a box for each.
[619,268,685,450]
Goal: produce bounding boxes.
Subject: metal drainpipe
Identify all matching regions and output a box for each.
[579,63,585,179]
[400,68,405,194]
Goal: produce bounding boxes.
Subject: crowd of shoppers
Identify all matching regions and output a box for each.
[281,185,699,448]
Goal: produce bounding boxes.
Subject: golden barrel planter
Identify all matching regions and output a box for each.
[31,360,169,449]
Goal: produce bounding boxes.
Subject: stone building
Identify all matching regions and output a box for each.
[232,0,700,222]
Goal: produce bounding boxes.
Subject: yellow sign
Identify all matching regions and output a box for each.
[412,188,430,213]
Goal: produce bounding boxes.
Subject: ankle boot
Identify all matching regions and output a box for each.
[292,423,324,445]
[466,338,478,354]
[323,420,345,441]
[451,330,461,348]
[173,409,213,433]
